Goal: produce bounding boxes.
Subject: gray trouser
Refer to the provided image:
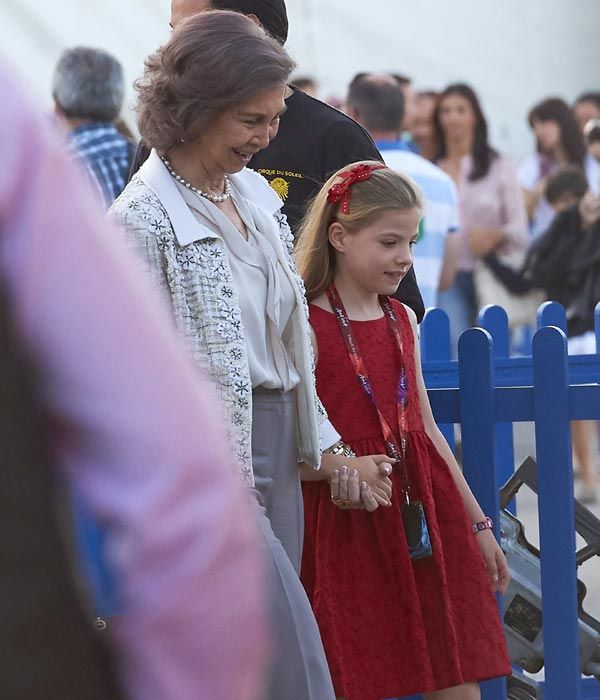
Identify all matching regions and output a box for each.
[250,388,335,700]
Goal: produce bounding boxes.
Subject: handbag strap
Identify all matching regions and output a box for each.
[326,283,412,502]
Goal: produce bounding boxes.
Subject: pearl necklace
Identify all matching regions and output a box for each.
[161,157,231,203]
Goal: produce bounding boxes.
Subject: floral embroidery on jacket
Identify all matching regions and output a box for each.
[109,174,327,486]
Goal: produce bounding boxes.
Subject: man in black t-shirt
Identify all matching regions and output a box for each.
[250,85,378,230]
[129,0,424,320]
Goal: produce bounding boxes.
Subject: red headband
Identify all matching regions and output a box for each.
[327,163,387,215]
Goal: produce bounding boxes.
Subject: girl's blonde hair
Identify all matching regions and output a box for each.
[295,161,423,301]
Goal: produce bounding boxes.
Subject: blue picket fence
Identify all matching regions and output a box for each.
[402,302,600,700]
[74,301,600,699]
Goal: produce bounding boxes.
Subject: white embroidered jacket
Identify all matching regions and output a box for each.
[109,150,338,486]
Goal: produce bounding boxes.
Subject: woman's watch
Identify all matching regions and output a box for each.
[472,517,494,535]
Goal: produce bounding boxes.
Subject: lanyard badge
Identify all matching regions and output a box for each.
[326,284,432,560]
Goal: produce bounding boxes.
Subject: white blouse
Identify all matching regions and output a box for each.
[175,180,301,391]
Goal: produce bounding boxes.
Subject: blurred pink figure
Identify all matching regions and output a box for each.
[0,63,268,700]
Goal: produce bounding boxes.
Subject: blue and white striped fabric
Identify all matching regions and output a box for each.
[377,140,459,310]
[68,122,133,209]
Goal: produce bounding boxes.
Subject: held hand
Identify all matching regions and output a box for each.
[330,466,379,511]
[329,457,395,512]
[476,530,510,595]
[346,454,395,505]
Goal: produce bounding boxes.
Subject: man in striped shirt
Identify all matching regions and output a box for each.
[53,47,135,209]
[347,74,459,310]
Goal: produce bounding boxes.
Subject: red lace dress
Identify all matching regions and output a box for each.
[302,301,510,700]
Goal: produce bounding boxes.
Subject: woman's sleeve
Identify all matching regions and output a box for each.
[107,203,176,318]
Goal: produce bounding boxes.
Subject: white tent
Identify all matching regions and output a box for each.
[2,0,599,159]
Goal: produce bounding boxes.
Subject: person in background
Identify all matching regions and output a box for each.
[518,97,586,238]
[52,47,136,209]
[114,116,136,141]
[412,90,439,161]
[126,0,425,321]
[433,83,527,350]
[292,76,318,98]
[523,170,600,503]
[391,72,418,144]
[573,92,600,134]
[584,118,600,195]
[550,168,599,503]
[545,166,589,212]
[480,168,588,299]
[1,60,267,700]
[586,120,600,164]
[346,74,458,310]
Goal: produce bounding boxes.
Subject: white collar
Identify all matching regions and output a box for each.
[139,149,282,247]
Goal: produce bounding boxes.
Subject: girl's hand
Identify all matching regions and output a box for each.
[346,454,394,504]
[475,530,510,595]
[330,459,394,512]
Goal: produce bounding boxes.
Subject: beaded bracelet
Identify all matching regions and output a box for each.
[472,517,494,535]
[324,440,356,458]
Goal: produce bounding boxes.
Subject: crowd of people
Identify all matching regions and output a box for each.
[3,0,600,699]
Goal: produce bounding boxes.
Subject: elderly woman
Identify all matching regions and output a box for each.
[110,10,392,700]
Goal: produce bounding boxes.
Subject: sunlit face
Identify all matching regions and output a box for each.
[330,208,421,296]
[186,86,287,174]
[532,118,562,153]
[170,0,212,29]
[574,100,600,133]
[411,94,436,144]
[437,93,478,142]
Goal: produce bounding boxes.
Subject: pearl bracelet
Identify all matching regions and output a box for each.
[472,517,494,535]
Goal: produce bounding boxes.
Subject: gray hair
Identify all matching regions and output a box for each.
[135,10,294,153]
[52,47,125,122]
[347,74,405,134]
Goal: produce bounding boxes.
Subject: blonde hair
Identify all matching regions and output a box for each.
[295,161,423,300]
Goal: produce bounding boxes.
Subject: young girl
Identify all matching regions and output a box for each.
[296,162,511,700]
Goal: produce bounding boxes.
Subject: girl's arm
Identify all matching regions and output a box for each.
[404,304,510,594]
[299,323,393,509]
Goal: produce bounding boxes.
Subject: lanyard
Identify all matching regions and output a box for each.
[326,284,412,503]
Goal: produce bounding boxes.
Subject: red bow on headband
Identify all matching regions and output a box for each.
[327,163,386,215]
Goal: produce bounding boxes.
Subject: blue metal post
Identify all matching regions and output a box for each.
[479,305,516,512]
[458,328,506,700]
[532,326,581,700]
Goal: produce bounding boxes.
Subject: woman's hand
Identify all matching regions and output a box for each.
[347,455,394,504]
[330,458,394,512]
[330,467,377,511]
[475,530,510,594]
